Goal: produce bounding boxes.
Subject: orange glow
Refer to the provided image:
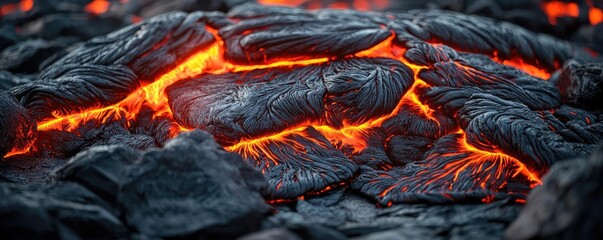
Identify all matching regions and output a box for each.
[3,19,547,204]
[494,54,551,79]
[455,134,542,188]
[257,0,389,11]
[4,146,31,158]
[226,34,439,158]
[543,0,603,26]
[32,28,334,139]
[589,7,603,24]
[378,133,542,199]
[0,0,34,16]
[257,0,307,6]
[0,4,17,16]
[20,0,32,11]
[84,0,110,16]
[542,1,579,25]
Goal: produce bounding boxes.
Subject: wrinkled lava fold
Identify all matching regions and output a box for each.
[5,4,603,204]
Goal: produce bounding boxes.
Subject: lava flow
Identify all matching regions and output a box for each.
[5,22,550,203]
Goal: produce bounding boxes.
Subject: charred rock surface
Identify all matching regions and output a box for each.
[52,145,140,211]
[506,144,603,240]
[0,182,128,239]
[118,130,270,238]
[258,192,522,239]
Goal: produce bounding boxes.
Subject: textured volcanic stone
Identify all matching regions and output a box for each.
[0,182,127,239]
[117,130,270,238]
[239,228,303,240]
[0,39,68,73]
[52,145,140,208]
[232,127,358,199]
[557,60,603,111]
[7,5,603,205]
[0,70,31,90]
[505,144,603,240]
[167,58,413,144]
[13,64,139,121]
[0,90,36,157]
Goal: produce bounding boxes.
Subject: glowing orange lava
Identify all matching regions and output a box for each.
[0,0,33,16]
[497,56,552,79]
[84,0,110,16]
[4,23,546,203]
[543,0,603,26]
[542,1,579,25]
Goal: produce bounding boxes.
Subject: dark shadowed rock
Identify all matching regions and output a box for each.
[0,39,71,73]
[0,182,128,239]
[557,60,603,111]
[0,90,36,158]
[0,70,31,90]
[53,145,140,211]
[238,228,303,240]
[118,130,270,238]
[505,144,603,240]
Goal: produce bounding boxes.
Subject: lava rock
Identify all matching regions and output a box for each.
[0,90,36,158]
[505,144,603,240]
[0,70,31,90]
[557,60,603,111]
[0,39,68,73]
[53,145,140,209]
[239,228,303,240]
[0,182,128,239]
[118,130,270,238]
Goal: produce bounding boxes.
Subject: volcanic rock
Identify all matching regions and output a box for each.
[0,70,31,90]
[117,130,270,238]
[505,144,603,240]
[0,90,36,157]
[52,145,140,210]
[0,182,127,239]
[557,60,603,111]
[0,39,70,73]
[239,228,303,240]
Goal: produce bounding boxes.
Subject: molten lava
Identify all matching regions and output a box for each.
[0,0,33,16]
[543,0,603,25]
[5,17,552,203]
[542,1,579,25]
[84,0,110,16]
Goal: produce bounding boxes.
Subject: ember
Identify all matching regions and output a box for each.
[0,1,602,239]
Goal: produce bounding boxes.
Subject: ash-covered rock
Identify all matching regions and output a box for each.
[118,130,271,238]
[506,144,603,240]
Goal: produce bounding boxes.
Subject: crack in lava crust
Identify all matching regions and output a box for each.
[7,24,553,203]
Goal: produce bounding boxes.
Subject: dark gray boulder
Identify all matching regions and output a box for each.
[0,182,128,239]
[506,144,603,240]
[118,130,271,238]
[52,145,140,212]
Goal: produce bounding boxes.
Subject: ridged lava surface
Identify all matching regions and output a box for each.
[5,4,602,204]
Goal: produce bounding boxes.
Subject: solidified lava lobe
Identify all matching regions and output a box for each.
[6,6,600,204]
